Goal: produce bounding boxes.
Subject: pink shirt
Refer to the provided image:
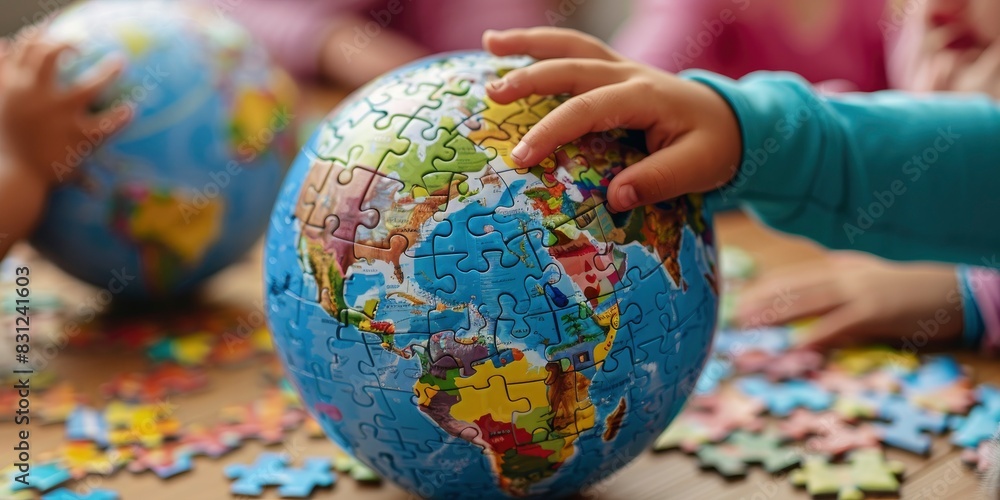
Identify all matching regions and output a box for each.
[614,0,890,92]
[204,0,549,79]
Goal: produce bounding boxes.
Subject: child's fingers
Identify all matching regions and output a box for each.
[67,56,124,106]
[797,307,867,351]
[36,42,75,85]
[605,132,734,211]
[486,59,627,104]
[483,27,620,62]
[84,102,133,137]
[510,82,638,166]
[736,270,838,320]
[739,285,841,329]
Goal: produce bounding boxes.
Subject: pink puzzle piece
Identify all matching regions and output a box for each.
[101,365,208,403]
[733,349,824,381]
[778,410,880,457]
[217,390,305,444]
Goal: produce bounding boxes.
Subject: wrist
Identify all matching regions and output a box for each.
[958,266,986,349]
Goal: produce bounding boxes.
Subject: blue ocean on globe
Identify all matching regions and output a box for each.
[31,0,295,298]
[265,53,718,498]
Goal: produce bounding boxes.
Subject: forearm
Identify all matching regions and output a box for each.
[688,70,1000,266]
[0,164,48,260]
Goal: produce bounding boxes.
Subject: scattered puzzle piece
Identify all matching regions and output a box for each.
[900,356,975,414]
[828,346,917,375]
[332,448,381,483]
[719,246,756,282]
[127,443,194,478]
[225,453,336,497]
[218,389,305,444]
[790,448,905,500]
[695,430,800,477]
[179,424,241,458]
[146,332,215,366]
[41,488,119,500]
[105,401,181,448]
[100,365,208,403]
[737,376,833,416]
[38,383,85,425]
[50,441,128,478]
[950,393,1000,449]
[732,349,823,381]
[868,395,947,455]
[7,461,72,493]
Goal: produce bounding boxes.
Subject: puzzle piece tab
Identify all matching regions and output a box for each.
[41,488,119,500]
[695,430,800,477]
[737,376,833,416]
[225,453,335,498]
[790,449,904,500]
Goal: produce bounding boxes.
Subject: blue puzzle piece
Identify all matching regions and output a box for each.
[42,488,119,500]
[950,385,1000,448]
[276,458,336,498]
[9,462,71,492]
[225,453,290,496]
[865,394,948,455]
[225,453,335,498]
[65,406,108,447]
[150,453,194,479]
[901,355,966,397]
[737,376,833,416]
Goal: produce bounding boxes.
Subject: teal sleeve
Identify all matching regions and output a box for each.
[683,70,1000,267]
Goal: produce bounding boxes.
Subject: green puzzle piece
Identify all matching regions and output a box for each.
[790,449,905,500]
[695,430,800,477]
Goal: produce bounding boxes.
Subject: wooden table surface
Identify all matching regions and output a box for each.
[3,86,993,500]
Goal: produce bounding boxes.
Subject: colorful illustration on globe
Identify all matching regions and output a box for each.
[30,0,296,298]
[265,53,718,498]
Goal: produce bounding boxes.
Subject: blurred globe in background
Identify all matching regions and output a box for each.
[265,52,718,498]
[31,0,296,298]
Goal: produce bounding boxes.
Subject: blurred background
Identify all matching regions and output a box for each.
[0,0,633,40]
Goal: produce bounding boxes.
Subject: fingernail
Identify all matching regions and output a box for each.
[487,78,506,92]
[510,141,531,165]
[617,184,638,210]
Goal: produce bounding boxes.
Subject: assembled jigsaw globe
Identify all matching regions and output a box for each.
[31,0,295,298]
[265,53,718,498]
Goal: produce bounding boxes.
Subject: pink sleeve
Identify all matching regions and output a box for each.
[613,0,734,73]
[968,267,1000,356]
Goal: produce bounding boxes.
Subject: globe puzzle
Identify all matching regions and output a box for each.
[265,53,718,498]
[31,0,295,298]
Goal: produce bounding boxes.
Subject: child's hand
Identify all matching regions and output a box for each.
[735,253,963,350]
[483,28,742,213]
[0,32,131,186]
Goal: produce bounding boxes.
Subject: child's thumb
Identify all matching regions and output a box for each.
[608,133,732,212]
